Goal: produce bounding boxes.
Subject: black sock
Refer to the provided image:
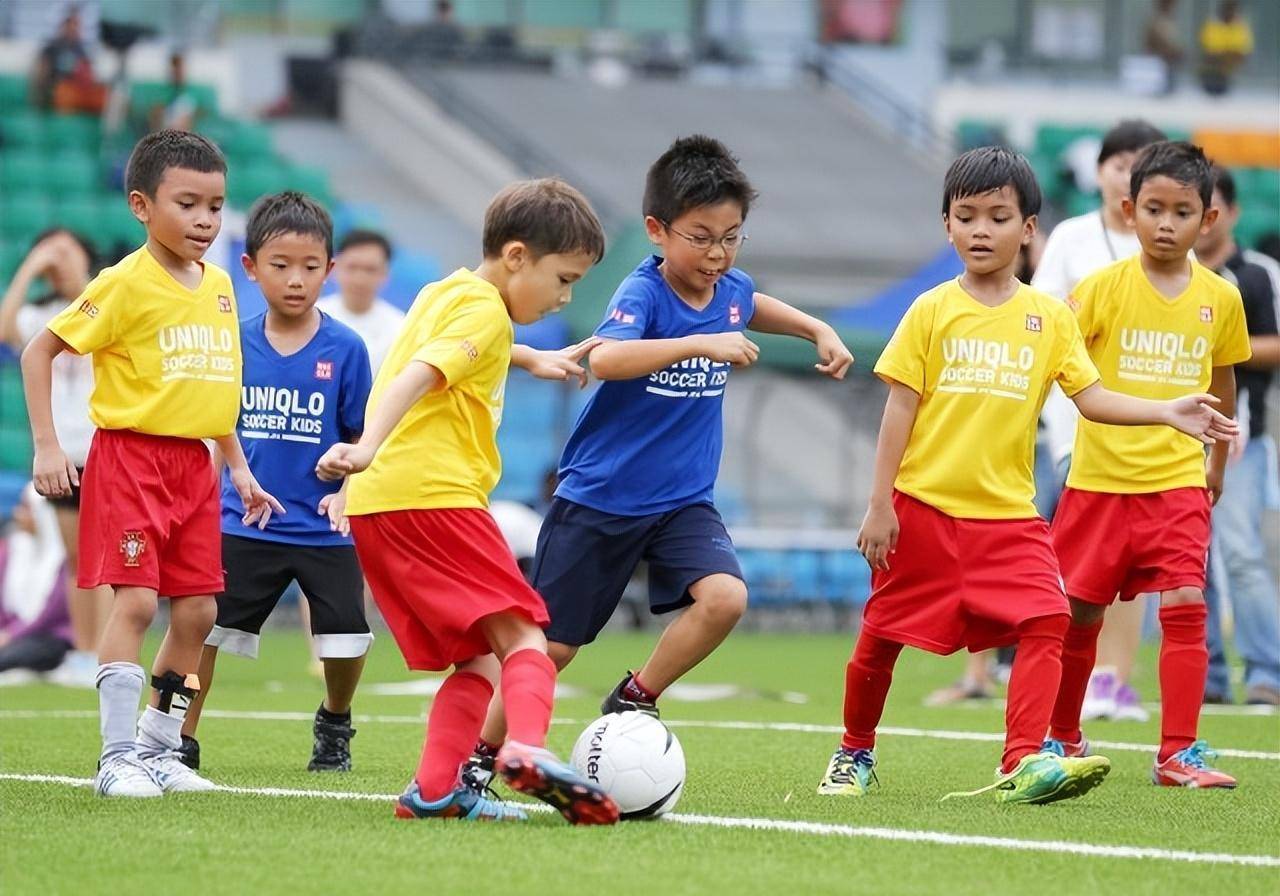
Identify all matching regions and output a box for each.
[317,703,351,725]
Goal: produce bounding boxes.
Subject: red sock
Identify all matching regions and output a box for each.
[840,632,903,751]
[623,673,660,703]
[501,648,556,748]
[416,670,493,800]
[1002,614,1069,773]
[1158,603,1208,762]
[1048,618,1103,743]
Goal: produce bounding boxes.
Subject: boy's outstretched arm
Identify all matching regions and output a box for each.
[21,329,77,497]
[858,381,920,571]
[748,292,854,379]
[1070,381,1238,448]
[589,332,759,380]
[511,337,601,388]
[316,361,442,480]
[213,433,286,529]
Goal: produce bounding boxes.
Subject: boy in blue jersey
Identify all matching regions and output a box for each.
[469,135,854,773]
[179,192,374,773]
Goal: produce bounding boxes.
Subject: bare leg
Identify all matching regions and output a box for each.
[97,586,159,665]
[320,654,366,715]
[148,596,217,709]
[1094,596,1144,684]
[181,645,219,737]
[635,573,747,693]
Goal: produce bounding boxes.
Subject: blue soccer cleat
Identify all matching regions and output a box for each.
[394,779,528,821]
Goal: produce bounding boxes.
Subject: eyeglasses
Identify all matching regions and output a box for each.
[663,223,747,252]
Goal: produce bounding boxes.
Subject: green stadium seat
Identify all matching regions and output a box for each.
[956,119,1006,152]
[0,196,54,240]
[229,162,289,209]
[1033,124,1101,161]
[52,197,108,248]
[280,164,330,202]
[103,202,145,249]
[0,240,28,282]
[46,152,102,198]
[0,112,45,149]
[196,116,237,152]
[1028,151,1066,204]
[226,122,274,160]
[1236,205,1278,251]
[0,151,49,192]
[1236,167,1280,207]
[44,114,101,151]
[1064,189,1101,218]
[0,74,29,112]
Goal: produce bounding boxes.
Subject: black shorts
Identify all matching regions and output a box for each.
[533,497,743,646]
[206,534,372,659]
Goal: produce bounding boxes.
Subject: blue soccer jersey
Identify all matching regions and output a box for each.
[221,311,372,545]
[555,255,756,516]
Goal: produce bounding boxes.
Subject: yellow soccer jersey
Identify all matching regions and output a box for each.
[48,246,240,439]
[1066,255,1251,493]
[875,279,1099,519]
[346,268,514,514]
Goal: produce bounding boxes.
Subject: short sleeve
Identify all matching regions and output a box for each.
[1052,311,1100,396]
[1065,274,1100,347]
[594,279,653,341]
[1214,283,1253,367]
[47,271,123,355]
[339,338,372,441]
[873,297,932,393]
[411,295,511,386]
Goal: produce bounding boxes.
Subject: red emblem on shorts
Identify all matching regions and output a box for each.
[120,531,147,568]
[1200,306,1213,323]
[218,295,232,313]
[729,304,741,325]
[314,360,333,380]
[1026,314,1042,332]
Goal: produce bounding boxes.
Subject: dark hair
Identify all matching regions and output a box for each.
[1097,119,1167,166]
[1129,141,1213,209]
[244,191,334,259]
[1210,164,1237,207]
[942,146,1041,218]
[482,178,605,262]
[643,135,758,223]
[30,227,96,270]
[124,129,226,197]
[337,228,393,261]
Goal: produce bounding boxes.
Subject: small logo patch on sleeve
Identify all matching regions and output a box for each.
[78,299,99,318]
[460,339,479,361]
[1200,306,1213,323]
[1025,314,1042,332]
[218,295,233,313]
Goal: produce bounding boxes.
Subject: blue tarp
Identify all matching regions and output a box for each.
[828,245,963,334]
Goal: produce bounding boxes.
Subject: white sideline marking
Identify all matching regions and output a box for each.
[1,772,1277,868]
[2,708,1276,761]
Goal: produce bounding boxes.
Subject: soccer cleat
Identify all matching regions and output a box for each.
[94,754,163,798]
[1152,741,1237,789]
[1112,684,1150,722]
[817,747,877,796]
[394,779,527,821]
[144,752,218,792]
[942,752,1110,805]
[601,672,660,717]
[176,735,201,770]
[1041,734,1090,758]
[308,709,355,772]
[496,741,619,825]
[1081,669,1118,721]
[459,751,497,794]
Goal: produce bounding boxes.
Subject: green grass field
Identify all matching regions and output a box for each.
[2,630,1277,895]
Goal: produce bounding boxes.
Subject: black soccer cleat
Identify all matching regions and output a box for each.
[600,672,659,718]
[308,708,356,772]
[176,734,201,770]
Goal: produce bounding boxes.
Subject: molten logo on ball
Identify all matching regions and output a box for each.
[571,711,685,819]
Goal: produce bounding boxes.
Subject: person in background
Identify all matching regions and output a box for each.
[1145,0,1184,95]
[1199,0,1253,95]
[1194,166,1280,706]
[318,230,404,373]
[0,229,109,689]
[31,6,106,114]
[0,487,72,684]
[147,52,199,133]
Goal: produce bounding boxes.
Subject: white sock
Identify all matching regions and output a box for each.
[135,705,182,760]
[96,662,144,764]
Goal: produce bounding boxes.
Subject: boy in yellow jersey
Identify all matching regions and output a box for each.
[316,179,618,825]
[1045,142,1251,788]
[21,130,281,798]
[817,147,1237,803]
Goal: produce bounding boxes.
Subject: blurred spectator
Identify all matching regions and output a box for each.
[31,6,106,114]
[0,229,109,688]
[1199,0,1253,95]
[0,487,72,685]
[424,0,465,56]
[147,52,199,132]
[1195,166,1280,706]
[318,230,404,373]
[1144,0,1184,94]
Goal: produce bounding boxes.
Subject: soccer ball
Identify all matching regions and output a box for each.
[570,711,685,819]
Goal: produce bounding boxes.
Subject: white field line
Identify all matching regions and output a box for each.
[2,708,1276,761]
[1,772,1277,869]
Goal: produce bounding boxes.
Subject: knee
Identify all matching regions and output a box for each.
[171,597,217,637]
[692,575,748,626]
[111,589,158,629]
[1068,599,1106,627]
[547,642,578,671]
[1161,587,1204,608]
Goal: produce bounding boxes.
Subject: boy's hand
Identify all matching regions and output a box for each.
[1206,464,1225,506]
[32,446,78,498]
[813,326,854,380]
[857,501,899,571]
[1164,393,1238,445]
[316,443,374,481]
[230,468,286,530]
[700,332,760,367]
[318,491,350,536]
[525,337,601,388]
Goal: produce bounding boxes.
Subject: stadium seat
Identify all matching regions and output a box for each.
[280,164,331,203]
[0,111,44,149]
[0,74,28,112]
[46,152,102,198]
[0,240,28,282]
[956,119,1006,152]
[0,196,54,240]
[44,114,101,151]
[229,162,289,209]
[52,197,106,247]
[226,122,275,160]
[1064,189,1100,218]
[0,150,48,192]
[1033,124,1101,161]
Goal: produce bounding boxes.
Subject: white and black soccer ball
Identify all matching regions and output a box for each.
[570,711,685,819]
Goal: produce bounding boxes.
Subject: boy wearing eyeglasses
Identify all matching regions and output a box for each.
[465,135,853,779]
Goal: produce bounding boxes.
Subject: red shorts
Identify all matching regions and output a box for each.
[349,508,549,671]
[78,429,222,597]
[1051,486,1210,605]
[861,491,1069,655]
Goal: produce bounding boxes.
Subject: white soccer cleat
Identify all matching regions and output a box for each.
[144,752,218,792]
[94,754,163,798]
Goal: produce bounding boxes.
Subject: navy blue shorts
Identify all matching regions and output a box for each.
[532,497,743,646]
